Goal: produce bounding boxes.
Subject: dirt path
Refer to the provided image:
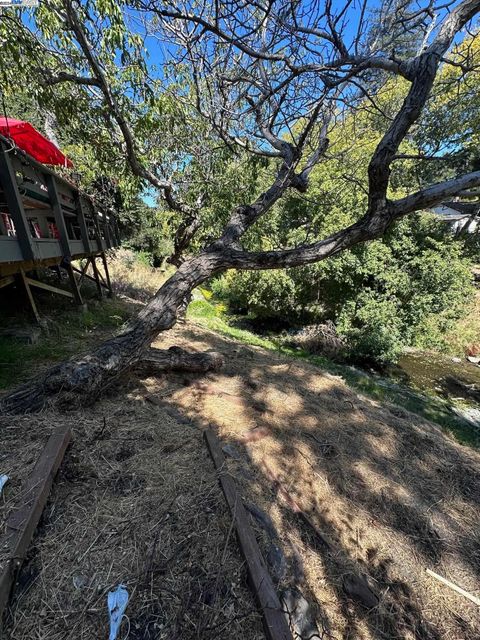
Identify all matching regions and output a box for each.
[2,322,480,639]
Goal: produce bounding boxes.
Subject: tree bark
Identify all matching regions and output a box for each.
[0,253,225,414]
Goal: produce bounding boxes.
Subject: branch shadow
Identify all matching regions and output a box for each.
[142,324,480,640]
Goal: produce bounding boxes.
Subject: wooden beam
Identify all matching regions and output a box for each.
[45,173,71,257]
[63,261,83,305]
[72,260,110,291]
[103,218,112,248]
[19,269,41,323]
[72,258,90,288]
[204,429,292,640]
[0,256,68,279]
[426,569,480,606]
[90,255,103,299]
[113,218,121,245]
[0,144,36,261]
[90,205,104,250]
[0,425,71,629]
[0,275,15,290]
[25,276,74,299]
[100,252,113,297]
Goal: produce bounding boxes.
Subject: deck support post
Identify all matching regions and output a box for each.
[63,260,84,305]
[90,255,103,299]
[0,143,36,261]
[100,252,113,297]
[19,269,41,324]
[45,174,71,258]
[76,196,91,253]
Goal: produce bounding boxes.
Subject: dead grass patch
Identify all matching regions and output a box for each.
[1,397,262,640]
[2,322,480,639]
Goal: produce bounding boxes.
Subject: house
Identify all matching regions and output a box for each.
[0,121,120,322]
[430,201,479,234]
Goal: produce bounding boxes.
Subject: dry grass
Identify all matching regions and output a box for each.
[108,249,173,302]
[2,322,480,639]
[1,395,263,640]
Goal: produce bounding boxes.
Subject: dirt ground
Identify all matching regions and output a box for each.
[1,322,480,639]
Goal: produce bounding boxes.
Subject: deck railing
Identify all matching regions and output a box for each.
[0,135,120,271]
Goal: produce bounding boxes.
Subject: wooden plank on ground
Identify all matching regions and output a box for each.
[0,425,71,627]
[204,429,292,640]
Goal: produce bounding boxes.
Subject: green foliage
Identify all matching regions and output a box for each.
[187,299,224,319]
[0,299,130,389]
[122,203,174,265]
[336,294,404,364]
[212,270,298,319]
[202,55,479,365]
[215,213,475,363]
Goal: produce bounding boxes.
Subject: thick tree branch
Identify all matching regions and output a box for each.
[367,0,480,212]
[219,169,480,270]
[41,71,101,87]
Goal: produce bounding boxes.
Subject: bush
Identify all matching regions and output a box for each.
[336,294,405,364]
[212,270,300,320]
[213,215,476,364]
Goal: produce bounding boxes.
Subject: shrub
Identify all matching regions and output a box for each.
[212,215,476,364]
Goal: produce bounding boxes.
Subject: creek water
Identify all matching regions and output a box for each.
[387,351,480,406]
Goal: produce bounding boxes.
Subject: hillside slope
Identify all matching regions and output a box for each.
[2,322,479,639]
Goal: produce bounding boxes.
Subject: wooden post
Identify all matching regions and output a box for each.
[73,258,91,289]
[100,252,113,297]
[0,425,71,630]
[104,215,112,248]
[19,269,41,323]
[113,218,121,246]
[0,275,15,290]
[45,173,71,257]
[90,255,103,299]
[91,205,104,251]
[76,195,91,253]
[64,261,84,305]
[0,144,36,261]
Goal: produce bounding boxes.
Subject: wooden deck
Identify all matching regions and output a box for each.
[0,134,120,276]
[0,134,120,315]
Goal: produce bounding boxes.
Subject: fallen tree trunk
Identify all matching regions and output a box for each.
[0,254,225,414]
[3,0,479,419]
[136,347,224,375]
[2,165,480,415]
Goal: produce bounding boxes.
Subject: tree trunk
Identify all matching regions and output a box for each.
[0,252,225,414]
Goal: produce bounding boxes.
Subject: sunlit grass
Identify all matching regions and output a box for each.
[188,298,479,448]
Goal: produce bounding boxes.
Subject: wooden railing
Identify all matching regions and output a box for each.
[0,134,120,271]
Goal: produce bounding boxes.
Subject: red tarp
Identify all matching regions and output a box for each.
[0,117,73,168]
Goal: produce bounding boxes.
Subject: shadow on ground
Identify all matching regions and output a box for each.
[143,324,480,640]
[2,322,480,640]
